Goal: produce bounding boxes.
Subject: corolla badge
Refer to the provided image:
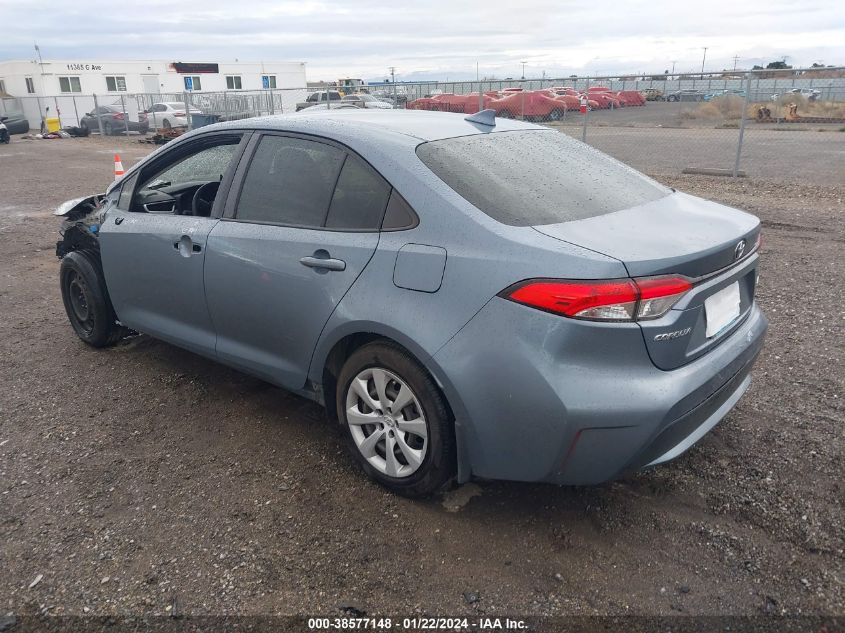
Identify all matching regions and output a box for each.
[654,327,692,341]
[734,239,747,260]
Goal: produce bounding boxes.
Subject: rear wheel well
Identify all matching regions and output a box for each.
[321,333,453,425]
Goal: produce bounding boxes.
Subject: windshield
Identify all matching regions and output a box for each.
[416,130,670,226]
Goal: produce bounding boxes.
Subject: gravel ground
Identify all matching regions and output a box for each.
[0,136,843,620]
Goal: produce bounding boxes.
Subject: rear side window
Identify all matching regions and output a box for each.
[325,157,391,230]
[381,191,418,230]
[236,136,345,227]
[416,130,670,226]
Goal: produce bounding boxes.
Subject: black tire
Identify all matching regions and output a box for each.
[103,121,113,136]
[549,108,564,121]
[336,341,456,497]
[59,250,126,347]
[163,119,172,129]
[80,122,89,134]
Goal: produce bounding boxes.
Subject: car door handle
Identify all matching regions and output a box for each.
[173,236,202,257]
[173,242,202,252]
[300,255,346,271]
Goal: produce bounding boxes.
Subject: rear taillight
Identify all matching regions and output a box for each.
[173,111,185,117]
[502,276,692,322]
[111,112,124,120]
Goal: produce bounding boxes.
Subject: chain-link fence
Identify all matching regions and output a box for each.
[2,67,843,183]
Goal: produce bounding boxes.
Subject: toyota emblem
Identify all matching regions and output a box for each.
[734,239,746,260]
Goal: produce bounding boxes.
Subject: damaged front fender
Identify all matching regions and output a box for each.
[55,193,107,258]
[54,194,105,219]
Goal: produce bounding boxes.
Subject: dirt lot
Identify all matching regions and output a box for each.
[0,135,843,621]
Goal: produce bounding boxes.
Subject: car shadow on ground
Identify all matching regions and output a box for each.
[106,333,688,527]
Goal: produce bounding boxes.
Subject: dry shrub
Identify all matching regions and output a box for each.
[683,95,745,120]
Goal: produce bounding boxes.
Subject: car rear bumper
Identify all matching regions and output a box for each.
[432,297,767,485]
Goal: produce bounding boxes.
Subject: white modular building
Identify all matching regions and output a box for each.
[0,59,306,97]
[0,59,308,131]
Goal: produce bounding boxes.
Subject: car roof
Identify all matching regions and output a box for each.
[213,109,546,142]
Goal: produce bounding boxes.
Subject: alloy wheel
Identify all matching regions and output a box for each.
[345,367,428,478]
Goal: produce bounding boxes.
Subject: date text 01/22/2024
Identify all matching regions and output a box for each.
[307,617,528,630]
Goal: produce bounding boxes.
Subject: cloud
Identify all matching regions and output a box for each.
[1,0,843,80]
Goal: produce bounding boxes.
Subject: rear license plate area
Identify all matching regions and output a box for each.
[705,281,740,338]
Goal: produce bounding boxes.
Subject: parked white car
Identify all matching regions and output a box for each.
[771,88,820,102]
[341,94,393,109]
[145,102,203,129]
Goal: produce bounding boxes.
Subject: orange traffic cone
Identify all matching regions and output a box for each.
[114,154,125,180]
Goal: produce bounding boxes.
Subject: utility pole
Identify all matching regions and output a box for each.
[701,47,708,77]
[732,55,740,72]
[520,60,527,80]
[388,66,396,101]
[671,60,677,75]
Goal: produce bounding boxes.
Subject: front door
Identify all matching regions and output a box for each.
[99,132,248,357]
[204,133,391,389]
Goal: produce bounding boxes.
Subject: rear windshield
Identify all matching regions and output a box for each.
[416,130,670,226]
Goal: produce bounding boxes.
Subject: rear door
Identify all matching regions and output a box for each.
[204,133,391,389]
[99,132,248,356]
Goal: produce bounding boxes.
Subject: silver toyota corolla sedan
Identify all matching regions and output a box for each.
[55,109,767,497]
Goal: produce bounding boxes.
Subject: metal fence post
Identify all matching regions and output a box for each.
[183,91,192,130]
[120,94,130,136]
[35,96,43,132]
[733,73,753,177]
[92,94,105,136]
[581,77,590,143]
[54,96,63,129]
[72,95,79,127]
[520,85,525,121]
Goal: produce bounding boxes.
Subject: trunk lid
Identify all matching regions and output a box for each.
[534,191,761,370]
[533,191,760,279]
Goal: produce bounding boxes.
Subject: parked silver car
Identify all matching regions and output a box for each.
[55,110,767,496]
[341,94,393,109]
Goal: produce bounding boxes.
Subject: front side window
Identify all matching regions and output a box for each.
[105,76,127,92]
[144,142,240,191]
[416,130,670,226]
[125,136,242,216]
[235,136,345,227]
[226,76,242,90]
[59,76,82,93]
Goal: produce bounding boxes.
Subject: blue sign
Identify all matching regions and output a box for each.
[184,76,193,91]
[262,75,270,89]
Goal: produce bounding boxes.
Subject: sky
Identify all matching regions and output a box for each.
[1,0,843,81]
